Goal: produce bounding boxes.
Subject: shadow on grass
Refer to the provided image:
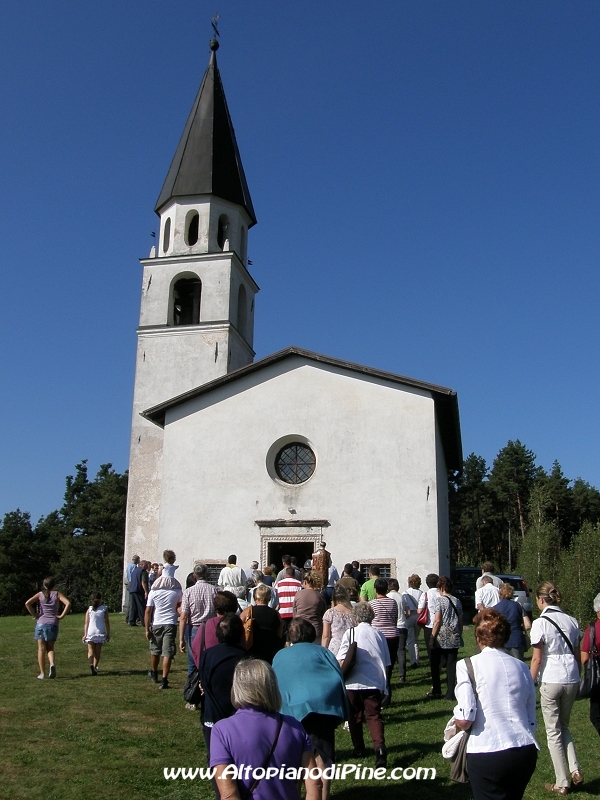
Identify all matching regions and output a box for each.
[56,669,150,680]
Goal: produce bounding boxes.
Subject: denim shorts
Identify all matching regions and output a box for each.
[35,623,59,642]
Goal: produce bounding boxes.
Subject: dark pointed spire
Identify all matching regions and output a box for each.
[155,40,256,225]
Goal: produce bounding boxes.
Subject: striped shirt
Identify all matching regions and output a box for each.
[369,596,399,639]
[276,577,303,619]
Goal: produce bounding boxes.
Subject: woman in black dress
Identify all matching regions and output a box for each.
[240,583,283,663]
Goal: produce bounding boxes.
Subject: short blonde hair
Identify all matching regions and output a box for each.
[231,659,281,712]
[254,583,271,604]
[499,583,514,600]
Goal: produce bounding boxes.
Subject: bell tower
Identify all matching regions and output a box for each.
[124,39,258,560]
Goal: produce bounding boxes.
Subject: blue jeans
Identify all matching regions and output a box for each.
[185,625,200,674]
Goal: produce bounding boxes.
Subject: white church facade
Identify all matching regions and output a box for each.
[124,40,462,583]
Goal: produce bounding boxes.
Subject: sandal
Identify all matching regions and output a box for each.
[544,784,568,796]
[571,772,583,787]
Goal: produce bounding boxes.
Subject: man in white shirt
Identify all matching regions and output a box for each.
[145,575,182,690]
[475,576,501,611]
[475,561,504,591]
[218,555,248,608]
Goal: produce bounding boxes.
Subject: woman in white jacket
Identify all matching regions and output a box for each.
[453,608,539,800]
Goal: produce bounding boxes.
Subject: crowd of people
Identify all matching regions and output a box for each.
[24,549,600,800]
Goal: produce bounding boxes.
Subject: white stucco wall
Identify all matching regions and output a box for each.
[157,356,448,581]
[124,250,257,566]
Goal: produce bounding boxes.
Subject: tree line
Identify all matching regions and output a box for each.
[0,462,127,615]
[1,442,599,619]
[449,439,600,623]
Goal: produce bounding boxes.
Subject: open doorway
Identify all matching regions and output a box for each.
[267,541,314,571]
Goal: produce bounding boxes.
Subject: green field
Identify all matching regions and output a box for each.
[0,615,598,799]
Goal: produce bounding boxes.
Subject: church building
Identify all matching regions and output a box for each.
[124,40,462,583]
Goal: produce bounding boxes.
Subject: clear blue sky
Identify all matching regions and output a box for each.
[2,2,599,522]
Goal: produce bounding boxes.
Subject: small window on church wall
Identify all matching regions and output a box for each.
[275,443,316,485]
[172,278,201,325]
[217,215,229,250]
[186,211,199,246]
[237,284,247,338]
[162,218,171,253]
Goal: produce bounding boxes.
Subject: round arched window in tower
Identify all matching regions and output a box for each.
[274,442,316,485]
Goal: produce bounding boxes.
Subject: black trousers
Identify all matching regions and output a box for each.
[467,745,537,800]
[127,591,145,625]
[396,628,408,679]
[590,683,600,736]
[430,646,458,699]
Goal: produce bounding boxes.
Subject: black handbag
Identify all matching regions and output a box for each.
[183,667,202,705]
[579,623,600,699]
[450,656,477,784]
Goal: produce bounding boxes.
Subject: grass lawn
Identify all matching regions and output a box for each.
[0,614,598,800]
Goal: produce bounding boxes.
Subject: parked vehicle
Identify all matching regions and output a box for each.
[450,567,480,613]
[495,574,533,616]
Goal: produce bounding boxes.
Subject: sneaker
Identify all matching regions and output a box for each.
[37,674,44,680]
[148,670,158,683]
[158,677,169,690]
[375,747,387,768]
[48,664,56,679]
[184,702,197,711]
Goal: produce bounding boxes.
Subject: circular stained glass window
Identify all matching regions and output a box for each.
[275,442,316,485]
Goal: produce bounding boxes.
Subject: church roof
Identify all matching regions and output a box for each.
[154,41,256,225]
[142,346,463,470]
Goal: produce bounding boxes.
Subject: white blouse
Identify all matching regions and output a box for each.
[530,606,580,685]
[453,648,539,754]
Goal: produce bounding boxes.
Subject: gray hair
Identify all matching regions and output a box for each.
[353,602,374,624]
[252,570,264,584]
[231,659,281,712]
[194,563,209,579]
[593,593,600,613]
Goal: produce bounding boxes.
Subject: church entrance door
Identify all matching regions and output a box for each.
[267,541,313,571]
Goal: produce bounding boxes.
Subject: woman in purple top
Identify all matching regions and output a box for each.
[210,659,321,800]
[25,577,71,680]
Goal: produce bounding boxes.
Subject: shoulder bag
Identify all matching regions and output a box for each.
[579,623,600,699]
[542,611,575,655]
[340,627,357,677]
[183,625,206,705]
[417,593,429,627]
[450,656,477,784]
[241,714,283,797]
[243,605,254,648]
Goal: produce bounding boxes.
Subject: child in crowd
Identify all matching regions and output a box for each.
[82,593,110,675]
[161,550,179,578]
